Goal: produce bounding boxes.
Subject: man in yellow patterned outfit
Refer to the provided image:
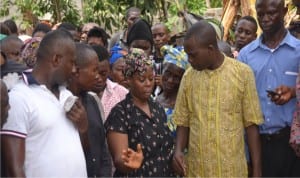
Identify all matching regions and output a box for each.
[172,20,264,177]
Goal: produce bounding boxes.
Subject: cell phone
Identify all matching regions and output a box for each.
[266,90,279,96]
[154,62,162,75]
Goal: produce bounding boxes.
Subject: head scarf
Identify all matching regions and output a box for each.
[160,45,188,70]
[127,19,153,46]
[21,37,42,68]
[123,48,153,77]
[109,44,127,65]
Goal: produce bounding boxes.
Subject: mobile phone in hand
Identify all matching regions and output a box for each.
[154,62,162,75]
[266,90,279,96]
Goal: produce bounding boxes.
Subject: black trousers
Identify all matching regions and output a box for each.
[261,127,300,177]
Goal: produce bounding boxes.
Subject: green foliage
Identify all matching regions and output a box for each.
[211,0,222,8]
[164,0,207,35]
[82,0,124,33]
[82,0,163,33]
[167,0,206,16]
[1,0,222,34]
[1,0,81,29]
[0,0,12,17]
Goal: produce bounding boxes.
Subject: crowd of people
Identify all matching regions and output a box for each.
[1,0,300,177]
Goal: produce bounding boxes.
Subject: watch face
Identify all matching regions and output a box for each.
[64,95,78,112]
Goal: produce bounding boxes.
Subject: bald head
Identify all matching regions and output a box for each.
[75,43,98,67]
[184,20,218,49]
[0,36,23,62]
[36,30,74,64]
[126,7,141,20]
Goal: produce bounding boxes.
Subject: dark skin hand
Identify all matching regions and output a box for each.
[268,85,296,105]
[107,131,143,173]
[66,99,88,133]
[246,124,262,177]
[1,135,26,177]
[122,143,143,169]
[172,126,189,176]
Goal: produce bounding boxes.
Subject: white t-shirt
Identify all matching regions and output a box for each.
[1,81,87,177]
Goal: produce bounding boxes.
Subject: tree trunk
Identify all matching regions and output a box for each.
[52,0,62,23]
[161,0,168,21]
[240,0,252,16]
[221,0,240,41]
[206,0,211,8]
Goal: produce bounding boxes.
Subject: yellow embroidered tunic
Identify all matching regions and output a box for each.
[173,57,263,177]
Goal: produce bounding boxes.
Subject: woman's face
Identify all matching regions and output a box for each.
[110,58,129,88]
[128,65,154,101]
[129,40,152,57]
[162,63,185,94]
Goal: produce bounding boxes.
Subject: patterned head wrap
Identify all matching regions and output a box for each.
[160,45,188,70]
[123,48,153,77]
[109,44,127,65]
[21,37,42,68]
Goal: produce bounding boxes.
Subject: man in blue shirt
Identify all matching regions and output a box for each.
[238,0,300,176]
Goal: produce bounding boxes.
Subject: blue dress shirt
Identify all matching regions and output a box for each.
[238,31,300,134]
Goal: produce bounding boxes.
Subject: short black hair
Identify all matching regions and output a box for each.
[75,43,97,67]
[0,36,23,55]
[0,23,11,35]
[125,7,141,20]
[91,45,109,62]
[87,27,110,47]
[237,16,258,32]
[185,20,218,49]
[57,22,78,31]
[36,30,74,63]
[3,19,18,34]
[32,23,52,36]
[151,23,170,33]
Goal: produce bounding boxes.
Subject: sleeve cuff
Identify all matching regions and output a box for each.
[0,130,27,138]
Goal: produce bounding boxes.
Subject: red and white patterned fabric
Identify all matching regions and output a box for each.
[290,74,300,157]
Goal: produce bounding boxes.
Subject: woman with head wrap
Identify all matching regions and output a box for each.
[104,48,175,177]
[156,45,189,137]
[21,37,42,68]
[109,44,129,88]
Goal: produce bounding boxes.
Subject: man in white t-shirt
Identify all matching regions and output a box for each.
[1,30,88,177]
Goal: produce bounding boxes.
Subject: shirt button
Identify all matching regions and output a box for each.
[92,158,96,162]
[268,102,271,105]
[266,118,270,122]
[269,69,272,72]
[268,85,271,89]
